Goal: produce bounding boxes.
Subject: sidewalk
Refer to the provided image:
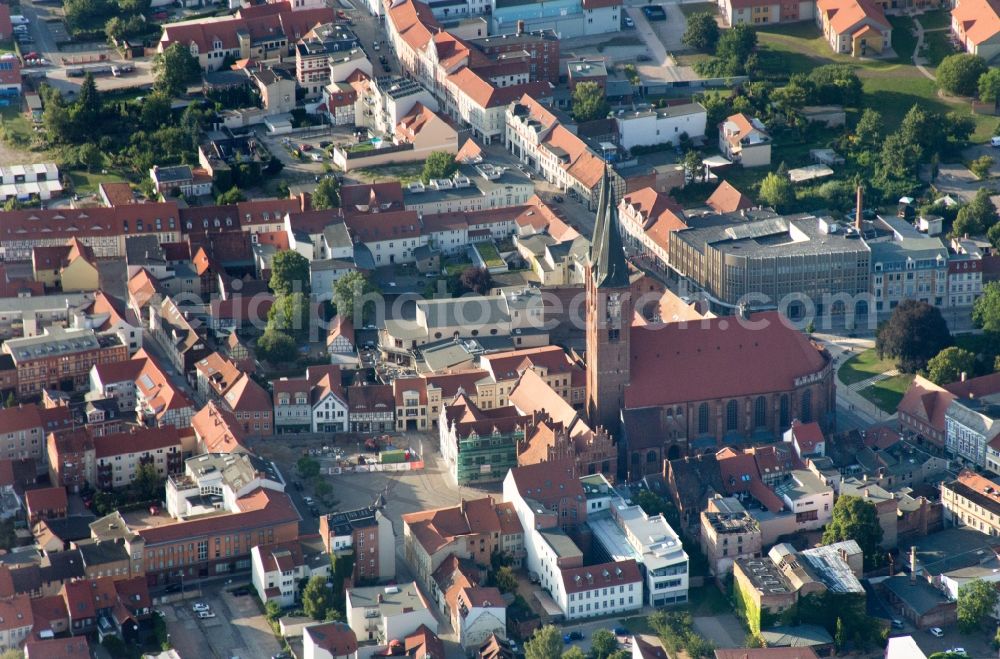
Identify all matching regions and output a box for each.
[815,333,896,426]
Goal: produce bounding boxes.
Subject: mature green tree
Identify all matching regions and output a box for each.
[562,649,587,659]
[265,600,281,621]
[682,13,719,52]
[715,23,757,74]
[140,93,173,130]
[876,300,952,373]
[312,176,341,210]
[971,154,995,179]
[525,625,563,659]
[494,566,518,594]
[974,281,1000,333]
[807,64,862,105]
[154,42,202,97]
[43,99,73,145]
[958,578,999,632]
[682,150,703,182]
[953,187,999,237]
[989,222,1000,251]
[256,329,298,363]
[77,143,103,173]
[421,151,459,182]
[133,462,162,501]
[269,250,311,296]
[925,346,976,385]
[332,271,380,323]
[757,172,794,211]
[937,53,988,97]
[980,68,1000,105]
[216,186,246,205]
[589,630,617,659]
[302,575,333,620]
[771,83,808,117]
[571,82,609,122]
[268,292,311,336]
[822,495,884,570]
[853,108,882,151]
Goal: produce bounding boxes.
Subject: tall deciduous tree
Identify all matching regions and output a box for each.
[936,53,988,97]
[953,187,999,237]
[925,346,976,385]
[302,575,333,620]
[589,630,617,659]
[154,42,202,97]
[957,578,999,632]
[875,299,952,373]
[256,329,298,363]
[421,151,458,182]
[757,172,794,211]
[973,281,1000,333]
[821,495,884,570]
[525,625,563,659]
[571,82,609,122]
[682,13,719,52]
[332,271,380,324]
[269,250,311,296]
[312,177,341,210]
[980,68,1000,105]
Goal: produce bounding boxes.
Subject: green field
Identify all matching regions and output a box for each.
[859,374,914,413]
[839,348,897,385]
[474,241,505,268]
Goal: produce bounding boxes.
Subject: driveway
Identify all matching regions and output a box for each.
[961,143,1000,179]
[926,163,982,203]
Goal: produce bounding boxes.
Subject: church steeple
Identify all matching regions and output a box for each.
[590,167,629,289]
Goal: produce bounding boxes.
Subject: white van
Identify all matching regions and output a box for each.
[991,136,1000,148]
[10,15,29,25]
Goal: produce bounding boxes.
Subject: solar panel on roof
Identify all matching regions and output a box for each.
[724,218,788,241]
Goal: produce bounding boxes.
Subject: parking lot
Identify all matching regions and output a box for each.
[161,589,282,659]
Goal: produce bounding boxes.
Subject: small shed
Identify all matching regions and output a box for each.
[787,164,834,183]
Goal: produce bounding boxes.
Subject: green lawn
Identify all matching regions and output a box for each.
[860,75,996,142]
[917,9,950,30]
[0,105,35,148]
[922,30,957,68]
[839,348,897,385]
[474,241,505,268]
[858,374,914,413]
[68,170,128,195]
[679,1,717,18]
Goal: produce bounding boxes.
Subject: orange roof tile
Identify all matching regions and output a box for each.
[706,180,753,213]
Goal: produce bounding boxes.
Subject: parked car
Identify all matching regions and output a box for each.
[623,16,634,27]
[231,588,250,597]
[10,15,30,25]
[164,583,182,594]
[569,632,583,641]
[192,602,210,613]
[642,5,666,20]
[553,195,564,203]
[890,619,903,629]
[636,54,652,62]
[198,611,216,619]
[319,140,332,148]
[991,136,1000,148]
[13,25,28,33]
[947,650,967,656]
[929,627,944,637]
[613,628,628,637]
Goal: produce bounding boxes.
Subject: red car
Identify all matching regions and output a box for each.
[300,143,312,151]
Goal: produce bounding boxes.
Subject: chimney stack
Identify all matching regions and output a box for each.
[961,371,968,382]
[855,184,864,231]
[517,20,525,35]
[910,546,917,583]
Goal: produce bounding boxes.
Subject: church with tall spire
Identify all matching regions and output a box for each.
[582,170,835,478]
[585,167,632,433]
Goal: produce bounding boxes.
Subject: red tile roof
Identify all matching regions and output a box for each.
[307,621,359,655]
[402,497,505,554]
[0,593,32,632]
[1,203,178,243]
[507,459,582,506]
[25,487,67,515]
[447,67,552,108]
[30,595,68,632]
[161,5,334,55]
[706,180,753,213]
[405,624,445,659]
[61,578,117,621]
[344,209,421,242]
[561,559,641,594]
[94,426,181,460]
[25,636,91,659]
[387,0,440,52]
[99,182,136,207]
[625,312,829,408]
[192,402,247,453]
[790,420,824,454]
[541,123,605,188]
[953,0,1000,45]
